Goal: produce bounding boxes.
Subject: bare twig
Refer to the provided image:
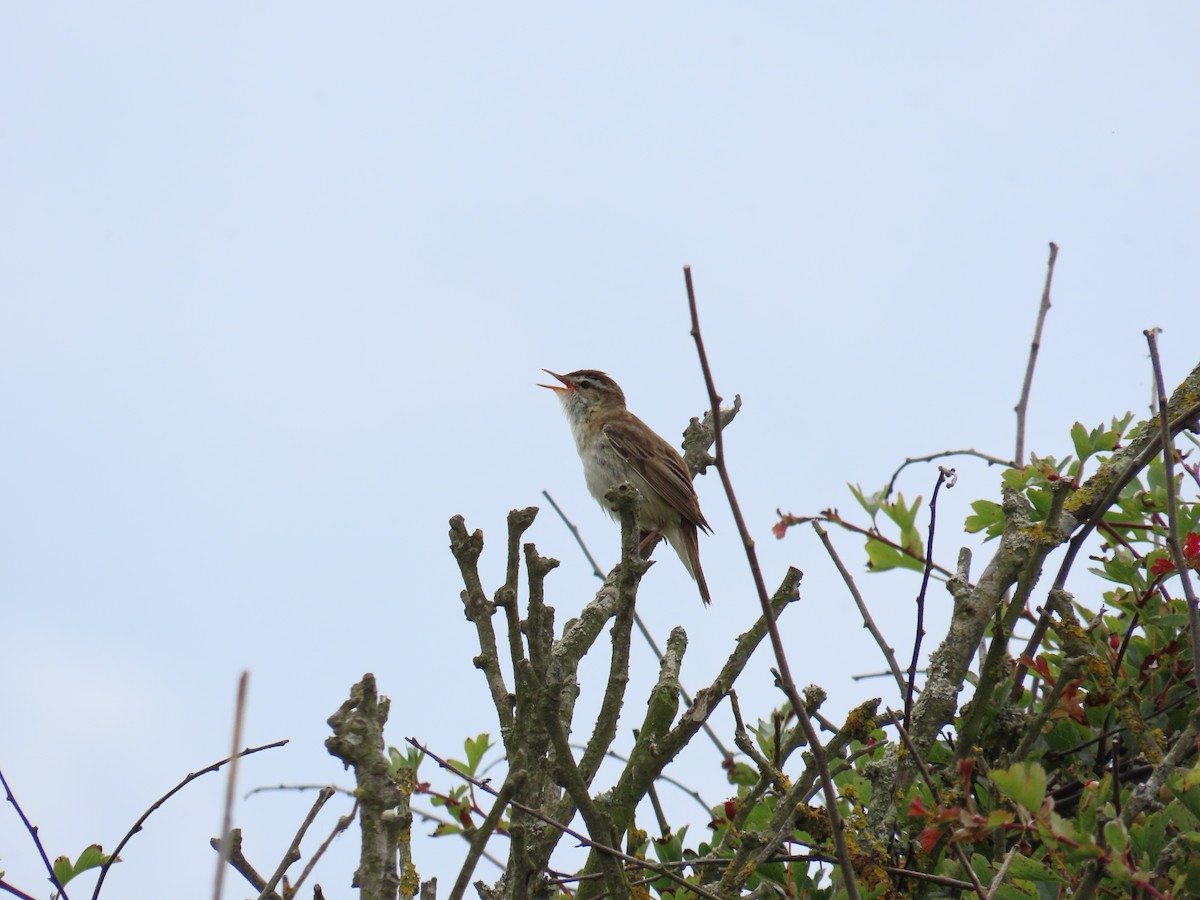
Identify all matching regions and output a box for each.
[255,786,334,899]
[985,844,1021,899]
[778,509,956,581]
[0,879,39,900]
[214,671,249,900]
[1014,242,1059,466]
[292,800,358,894]
[884,449,1013,501]
[571,742,712,816]
[906,469,955,729]
[448,515,516,733]
[684,265,861,900]
[209,830,273,898]
[448,775,521,900]
[0,768,70,899]
[1145,329,1200,683]
[812,520,908,701]
[90,739,288,900]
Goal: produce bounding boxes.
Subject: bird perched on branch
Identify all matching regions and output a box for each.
[540,369,712,605]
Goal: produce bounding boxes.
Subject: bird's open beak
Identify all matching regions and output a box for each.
[538,369,573,393]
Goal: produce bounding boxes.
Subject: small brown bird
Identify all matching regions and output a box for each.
[541,369,712,604]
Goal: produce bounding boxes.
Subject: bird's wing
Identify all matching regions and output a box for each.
[603,418,712,533]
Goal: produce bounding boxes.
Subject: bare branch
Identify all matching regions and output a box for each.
[684,265,861,900]
[89,739,289,900]
[906,468,955,729]
[325,674,411,899]
[884,449,1013,501]
[448,775,522,900]
[448,516,516,735]
[1144,328,1200,683]
[811,520,908,701]
[1015,241,1059,466]
[0,768,71,899]
[213,671,249,900]
[255,787,334,899]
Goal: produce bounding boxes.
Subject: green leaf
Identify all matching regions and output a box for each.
[966,499,1005,537]
[463,733,492,773]
[1131,809,1169,862]
[1094,428,1120,452]
[863,537,925,573]
[728,762,759,787]
[1104,819,1128,853]
[848,483,882,519]
[51,845,113,887]
[1170,782,1200,822]
[864,538,905,572]
[1007,853,1058,881]
[651,829,684,863]
[881,493,922,532]
[993,882,1039,900]
[1071,422,1091,461]
[388,745,424,774]
[992,761,1048,812]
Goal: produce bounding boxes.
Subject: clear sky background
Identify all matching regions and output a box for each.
[3,3,1198,897]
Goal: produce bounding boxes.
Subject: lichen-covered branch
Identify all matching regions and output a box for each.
[578,485,647,786]
[448,516,515,737]
[325,674,414,900]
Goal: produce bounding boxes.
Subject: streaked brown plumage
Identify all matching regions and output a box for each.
[541,369,712,605]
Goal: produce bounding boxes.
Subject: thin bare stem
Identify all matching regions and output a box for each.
[906,468,955,728]
[1014,241,1059,466]
[684,265,861,900]
[0,879,39,900]
[1144,329,1200,684]
[779,509,956,581]
[256,786,334,899]
[0,768,70,899]
[291,800,359,894]
[812,520,908,701]
[884,449,1013,501]
[90,739,288,900]
[986,845,1021,899]
[448,775,521,900]
[213,671,249,900]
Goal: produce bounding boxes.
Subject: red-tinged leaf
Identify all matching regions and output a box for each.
[1185,532,1200,558]
[458,808,474,829]
[959,758,976,785]
[909,796,930,818]
[771,520,788,539]
[934,805,964,824]
[1030,655,1052,680]
[919,825,943,853]
[1150,556,1175,575]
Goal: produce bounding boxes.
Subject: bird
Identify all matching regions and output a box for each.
[540,369,712,605]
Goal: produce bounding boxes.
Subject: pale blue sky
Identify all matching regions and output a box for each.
[3,3,1198,896]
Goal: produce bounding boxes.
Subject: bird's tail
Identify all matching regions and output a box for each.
[676,522,711,606]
